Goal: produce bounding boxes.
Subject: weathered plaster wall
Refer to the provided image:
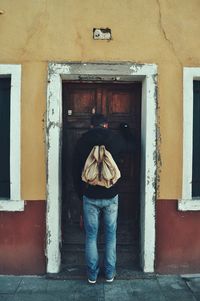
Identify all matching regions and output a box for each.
[0,0,200,200]
[21,62,47,200]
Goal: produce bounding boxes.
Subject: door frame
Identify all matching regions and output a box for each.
[46,62,158,273]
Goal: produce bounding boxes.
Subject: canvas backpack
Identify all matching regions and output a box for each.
[81,145,121,188]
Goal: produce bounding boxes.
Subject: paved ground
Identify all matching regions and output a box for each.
[0,274,200,301]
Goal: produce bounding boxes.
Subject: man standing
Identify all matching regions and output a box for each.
[73,113,134,284]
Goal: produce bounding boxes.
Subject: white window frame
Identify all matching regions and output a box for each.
[178,67,200,211]
[0,65,24,211]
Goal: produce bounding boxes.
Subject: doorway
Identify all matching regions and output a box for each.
[61,82,141,270]
[46,62,157,274]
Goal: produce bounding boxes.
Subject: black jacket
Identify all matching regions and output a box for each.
[73,126,135,200]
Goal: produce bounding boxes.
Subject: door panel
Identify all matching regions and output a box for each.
[62,82,141,268]
[68,88,96,115]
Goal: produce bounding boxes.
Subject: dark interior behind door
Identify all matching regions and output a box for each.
[62,82,141,270]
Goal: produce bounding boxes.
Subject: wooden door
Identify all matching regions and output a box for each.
[62,82,141,269]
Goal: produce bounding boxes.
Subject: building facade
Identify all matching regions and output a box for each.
[0,0,200,275]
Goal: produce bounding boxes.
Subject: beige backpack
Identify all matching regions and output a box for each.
[81,145,121,188]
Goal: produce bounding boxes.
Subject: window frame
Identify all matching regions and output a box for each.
[0,65,24,211]
[178,67,200,211]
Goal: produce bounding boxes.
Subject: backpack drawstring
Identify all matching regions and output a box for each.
[98,146,103,181]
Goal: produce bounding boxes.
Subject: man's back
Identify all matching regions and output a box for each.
[72,113,135,284]
[73,126,134,199]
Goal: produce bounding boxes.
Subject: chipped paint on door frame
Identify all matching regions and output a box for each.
[46,62,158,274]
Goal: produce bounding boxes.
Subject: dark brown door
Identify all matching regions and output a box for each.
[62,82,141,269]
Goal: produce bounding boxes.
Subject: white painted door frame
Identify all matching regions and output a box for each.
[46,62,158,274]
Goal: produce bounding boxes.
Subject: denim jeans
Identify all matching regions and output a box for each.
[83,195,118,281]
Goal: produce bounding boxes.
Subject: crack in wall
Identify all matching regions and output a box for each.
[156,0,182,66]
[20,0,49,59]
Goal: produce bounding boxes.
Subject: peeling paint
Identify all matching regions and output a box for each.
[49,121,60,128]
[130,63,144,73]
[47,228,52,245]
[48,63,71,79]
[151,71,162,199]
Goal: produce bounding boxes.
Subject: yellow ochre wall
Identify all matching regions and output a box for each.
[0,0,200,201]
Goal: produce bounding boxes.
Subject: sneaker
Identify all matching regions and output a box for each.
[105,276,115,283]
[88,278,96,284]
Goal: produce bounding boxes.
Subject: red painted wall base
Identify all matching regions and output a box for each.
[1,199,200,275]
[0,201,46,275]
[156,200,200,274]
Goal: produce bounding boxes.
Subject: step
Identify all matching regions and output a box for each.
[48,265,151,280]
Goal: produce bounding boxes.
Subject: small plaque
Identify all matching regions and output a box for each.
[93,28,112,40]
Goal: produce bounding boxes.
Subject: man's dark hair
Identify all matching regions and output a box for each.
[91,113,108,127]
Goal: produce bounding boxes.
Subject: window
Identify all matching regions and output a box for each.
[0,65,24,211]
[179,68,200,211]
[192,81,200,198]
[0,78,10,199]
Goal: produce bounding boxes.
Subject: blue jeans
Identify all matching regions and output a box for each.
[83,195,118,281]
